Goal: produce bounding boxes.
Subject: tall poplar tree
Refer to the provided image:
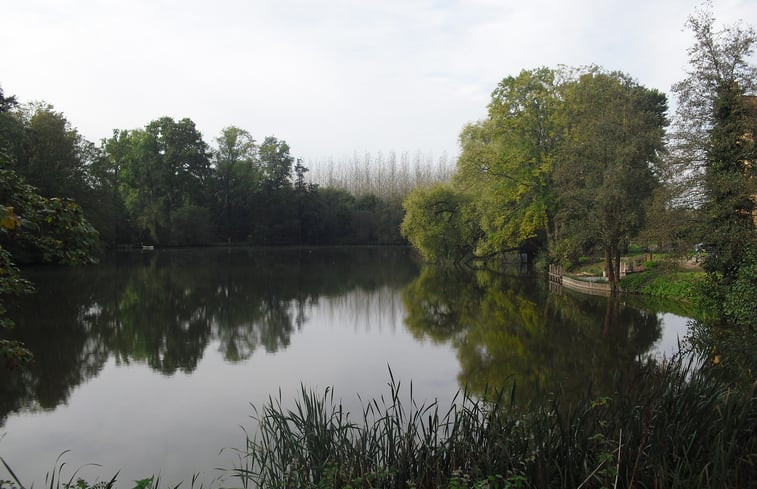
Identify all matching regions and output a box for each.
[671,6,756,325]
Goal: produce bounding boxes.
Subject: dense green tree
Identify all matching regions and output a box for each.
[144,117,211,212]
[637,185,699,256]
[253,136,296,243]
[2,84,416,249]
[455,68,562,257]
[299,188,355,244]
[401,183,480,262]
[259,136,294,191]
[213,126,259,241]
[107,117,212,245]
[554,70,667,285]
[0,87,22,160]
[404,67,665,273]
[0,88,29,368]
[96,129,133,243]
[106,128,162,242]
[0,95,99,264]
[9,103,94,205]
[671,7,756,324]
[701,85,756,282]
[0,99,121,245]
[670,7,756,196]
[0,167,99,265]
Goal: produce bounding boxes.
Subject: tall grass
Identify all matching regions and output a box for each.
[0,453,208,489]
[306,151,455,201]
[3,359,754,489]
[230,359,756,489]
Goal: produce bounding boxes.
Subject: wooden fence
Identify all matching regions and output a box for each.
[548,264,614,296]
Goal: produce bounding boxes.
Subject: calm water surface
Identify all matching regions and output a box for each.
[1,247,690,485]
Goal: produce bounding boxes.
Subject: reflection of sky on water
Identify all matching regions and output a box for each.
[651,313,691,359]
[0,288,460,488]
[0,249,694,487]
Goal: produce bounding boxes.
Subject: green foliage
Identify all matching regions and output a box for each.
[722,251,757,327]
[0,161,98,369]
[688,251,757,381]
[0,165,99,264]
[102,122,410,246]
[230,359,756,489]
[637,186,700,256]
[619,265,704,304]
[110,117,212,245]
[555,69,667,284]
[447,471,526,489]
[7,103,95,205]
[456,68,560,256]
[671,7,757,327]
[212,126,259,241]
[258,136,293,191]
[403,67,666,271]
[169,204,214,246]
[687,317,757,385]
[700,84,757,285]
[0,247,34,369]
[2,87,419,248]
[401,183,480,262]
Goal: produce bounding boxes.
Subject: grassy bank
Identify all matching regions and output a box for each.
[619,261,704,303]
[566,255,706,315]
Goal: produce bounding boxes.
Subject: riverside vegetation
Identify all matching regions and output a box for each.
[1,5,756,489]
[228,359,755,489]
[1,357,755,489]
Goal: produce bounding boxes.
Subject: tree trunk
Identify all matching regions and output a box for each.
[604,247,615,284]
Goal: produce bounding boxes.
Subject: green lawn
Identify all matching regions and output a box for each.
[567,255,704,305]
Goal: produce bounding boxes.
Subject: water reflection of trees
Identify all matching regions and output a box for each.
[0,247,419,425]
[402,266,663,403]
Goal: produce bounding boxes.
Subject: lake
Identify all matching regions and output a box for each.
[0,247,691,486]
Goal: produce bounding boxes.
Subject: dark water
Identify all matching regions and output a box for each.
[0,247,689,486]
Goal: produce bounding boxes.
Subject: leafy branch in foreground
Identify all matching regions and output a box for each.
[0,163,100,369]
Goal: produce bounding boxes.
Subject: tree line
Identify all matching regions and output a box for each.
[401,8,756,330]
[307,150,454,201]
[0,89,440,366]
[0,99,422,252]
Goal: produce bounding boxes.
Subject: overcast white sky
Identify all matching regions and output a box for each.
[2,0,755,163]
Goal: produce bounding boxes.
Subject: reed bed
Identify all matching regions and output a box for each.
[229,360,755,489]
[2,358,754,489]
